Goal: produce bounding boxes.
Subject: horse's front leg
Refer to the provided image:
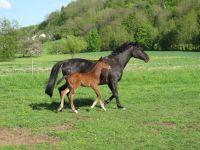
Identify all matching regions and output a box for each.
[105,81,125,110]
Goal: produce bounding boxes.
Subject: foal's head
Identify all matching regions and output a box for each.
[130,42,150,63]
[98,57,111,70]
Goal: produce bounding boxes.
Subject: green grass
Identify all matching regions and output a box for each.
[0,51,200,149]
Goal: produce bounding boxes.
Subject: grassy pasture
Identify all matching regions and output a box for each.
[0,51,200,149]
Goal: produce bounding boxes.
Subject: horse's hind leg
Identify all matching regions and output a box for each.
[58,84,70,112]
[104,83,115,105]
[105,81,125,110]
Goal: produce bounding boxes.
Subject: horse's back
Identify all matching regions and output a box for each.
[61,58,96,75]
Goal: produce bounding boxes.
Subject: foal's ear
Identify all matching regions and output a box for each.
[98,57,103,61]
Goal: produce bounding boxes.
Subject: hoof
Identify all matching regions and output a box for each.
[102,108,106,112]
[117,105,125,110]
[57,107,63,112]
[73,110,78,114]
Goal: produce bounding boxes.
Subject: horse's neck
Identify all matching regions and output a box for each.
[115,48,132,69]
[90,63,102,78]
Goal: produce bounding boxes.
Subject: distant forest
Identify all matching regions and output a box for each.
[22,0,200,51]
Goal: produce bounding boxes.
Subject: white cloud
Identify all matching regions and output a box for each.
[0,0,11,9]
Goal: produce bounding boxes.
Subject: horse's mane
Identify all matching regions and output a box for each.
[109,42,138,56]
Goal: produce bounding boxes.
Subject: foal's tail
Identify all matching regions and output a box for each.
[45,61,64,97]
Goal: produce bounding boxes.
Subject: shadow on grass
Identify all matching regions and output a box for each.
[30,98,95,112]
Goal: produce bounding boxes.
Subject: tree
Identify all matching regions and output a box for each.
[100,22,132,51]
[19,0,200,51]
[87,29,101,52]
[158,20,177,50]
[44,39,67,54]
[21,39,42,56]
[0,18,20,60]
[65,35,87,57]
[135,22,153,50]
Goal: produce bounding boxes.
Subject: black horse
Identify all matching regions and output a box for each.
[45,42,149,110]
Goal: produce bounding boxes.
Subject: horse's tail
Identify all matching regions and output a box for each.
[45,61,64,97]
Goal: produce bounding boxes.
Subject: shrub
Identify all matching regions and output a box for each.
[44,39,67,54]
[0,18,20,60]
[65,35,87,57]
[87,29,101,52]
[21,39,42,56]
[44,35,87,56]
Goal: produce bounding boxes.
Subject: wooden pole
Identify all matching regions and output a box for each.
[31,56,33,75]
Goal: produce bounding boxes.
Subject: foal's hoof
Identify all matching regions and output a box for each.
[102,108,106,112]
[57,107,63,112]
[73,110,78,114]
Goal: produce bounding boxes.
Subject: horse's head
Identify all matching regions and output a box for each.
[98,57,111,70]
[130,42,150,63]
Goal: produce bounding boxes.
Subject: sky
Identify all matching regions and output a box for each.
[0,0,73,27]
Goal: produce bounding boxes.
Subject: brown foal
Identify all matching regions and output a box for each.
[58,57,111,113]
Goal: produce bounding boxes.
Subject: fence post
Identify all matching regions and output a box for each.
[31,56,33,75]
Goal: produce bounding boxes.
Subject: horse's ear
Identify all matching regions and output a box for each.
[98,57,103,61]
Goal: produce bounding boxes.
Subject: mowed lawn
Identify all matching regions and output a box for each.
[0,51,200,149]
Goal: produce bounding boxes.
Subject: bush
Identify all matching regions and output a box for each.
[43,39,67,54]
[44,35,87,56]
[21,39,42,56]
[87,29,101,52]
[65,35,87,57]
[0,18,20,60]
[135,22,153,50]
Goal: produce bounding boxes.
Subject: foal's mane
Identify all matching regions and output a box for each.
[110,42,137,56]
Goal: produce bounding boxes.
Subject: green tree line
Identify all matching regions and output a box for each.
[36,0,200,51]
[1,0,200,60]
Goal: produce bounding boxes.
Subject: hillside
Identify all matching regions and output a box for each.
[23,0,200,51]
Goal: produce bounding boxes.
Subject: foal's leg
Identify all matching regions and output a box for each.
[57,88,69,112]
[58,83,70,111]
[68,88,78,114]
[58,83,68,97]
[91,86,106,111]
[90,100,98,109]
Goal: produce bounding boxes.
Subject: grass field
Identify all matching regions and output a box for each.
[0,51,200,149]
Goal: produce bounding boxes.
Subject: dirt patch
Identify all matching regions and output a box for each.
[0,127,59,146]
[52,123,75,131]
[51,115,90,131]
[144,121,176,127]
[0,115,90,146]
